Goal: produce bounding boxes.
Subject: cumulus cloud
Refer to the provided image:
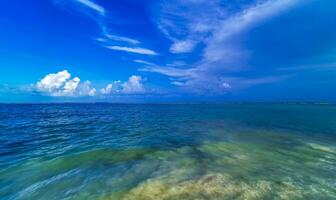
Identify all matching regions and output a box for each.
[63,77,80,94]
[77,80,96,96]
[99,76,145,95]
[121,75,145,94]
[100,83,113,94]
[36,70,72,94]
[35,71,147,97]
[35,70,96,97]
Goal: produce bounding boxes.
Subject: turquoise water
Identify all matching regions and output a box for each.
[0,103,336,199]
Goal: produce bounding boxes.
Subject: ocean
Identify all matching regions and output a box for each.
[0,103,335,199]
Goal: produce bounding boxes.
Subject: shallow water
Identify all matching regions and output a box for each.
[0,103,336,199]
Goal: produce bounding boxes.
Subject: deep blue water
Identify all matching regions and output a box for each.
[0,103,336,199]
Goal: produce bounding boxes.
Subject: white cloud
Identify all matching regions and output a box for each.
[155,0,225,54]
[99,76,146,95]
[63,77,80,95]
[156,0,299,55]
[222,82,231,89]
[134,59,155,66]
[56,1,156,57]
[170,40,196,53]
[36,70,71,94]
[35,70,96,97]
[35,70,148,97]
[146,0,300,93]
[88,88,96,96]
[171,81,185,86]
[100,83,113,94]
[76,80,96,96]
[204,0,300,62]
[122,75,145,94]
[106,46,158,55]
[104,34,140,45]
[140,66,196,78]
[76,0,105,15]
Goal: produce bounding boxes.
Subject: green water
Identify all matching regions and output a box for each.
[0,104,335,199]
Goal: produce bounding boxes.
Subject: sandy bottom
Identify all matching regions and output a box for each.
[1,131,335,200]
[97,141,336,200]
[112,173,303,200]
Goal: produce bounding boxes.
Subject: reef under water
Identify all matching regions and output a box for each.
[1,104,335,199]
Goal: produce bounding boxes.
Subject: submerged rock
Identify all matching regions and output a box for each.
[103,173,304,200]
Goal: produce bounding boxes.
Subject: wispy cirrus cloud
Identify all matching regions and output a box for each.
[53,0,302,96]
[170,40,197,54]
[140,66,196,78]
[203,0,300,63]
[155,0,225,53]
[55,0,157,56]
[156,0,299,55]
[144,0,301,94]
[106,46,157,55]
[99,34,140,45]
[75,0,105,16]
[277,62,336,71]
[134,59,155,66]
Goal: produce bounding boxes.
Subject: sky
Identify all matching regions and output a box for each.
[0,0,336,102]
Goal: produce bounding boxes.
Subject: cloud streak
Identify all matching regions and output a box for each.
[106,46,158,55]
[56,0,156,57]
[145,0,301,94]
[156,0,225,53]
[103,34,140,45]
[140,66,196,78]
[134,59,156,66]
[204,0,300,62]
[76,0,105,15]
[156,0,299,55]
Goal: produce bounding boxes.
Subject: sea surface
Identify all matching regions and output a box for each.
[0,103,336,199]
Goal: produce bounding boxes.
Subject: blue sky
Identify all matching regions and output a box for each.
[0,0,336,102]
